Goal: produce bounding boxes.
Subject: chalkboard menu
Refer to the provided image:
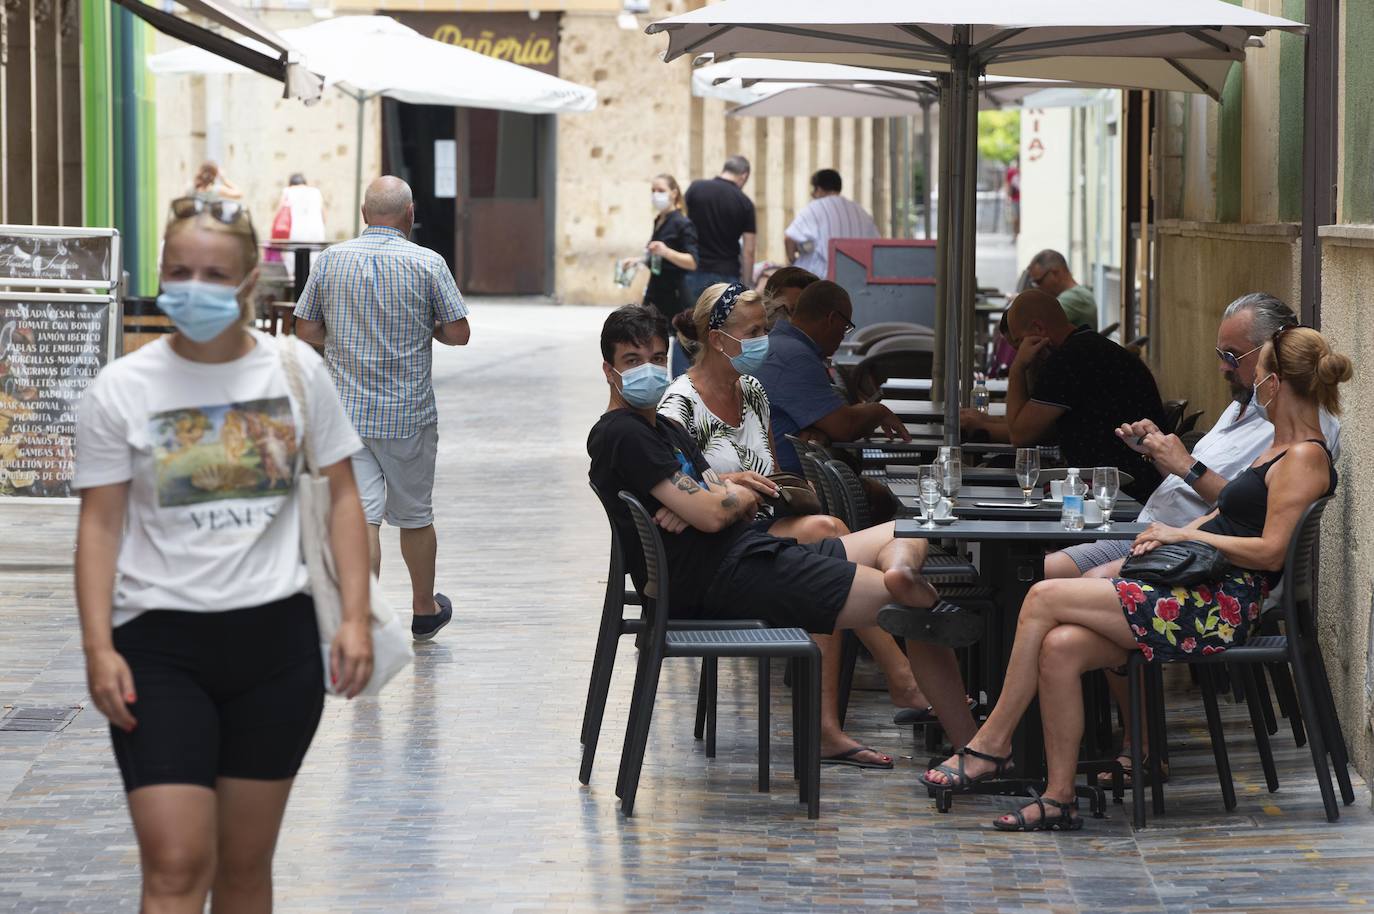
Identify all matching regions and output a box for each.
[0,294,117,498]
[0,225,120,290]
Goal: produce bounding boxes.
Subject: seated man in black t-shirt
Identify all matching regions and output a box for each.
[961,289,1165,501]
[588,305,979,769]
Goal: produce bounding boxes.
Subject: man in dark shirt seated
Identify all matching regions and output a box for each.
[588,305,978,769]
[753,281,911,474]
[961,289,1165,501]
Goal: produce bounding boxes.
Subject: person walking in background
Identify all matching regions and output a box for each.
[685,156,757,298]
[272,173,328,275]
[784,169,879,280]
[75,196,373,911]
[1026,249,1097,330]
[293,175,471,642]
[189,160,242,201]
[623,174,698,374]
[1005,159,1021,239]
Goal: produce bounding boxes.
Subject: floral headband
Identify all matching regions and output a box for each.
[707,282,748,331]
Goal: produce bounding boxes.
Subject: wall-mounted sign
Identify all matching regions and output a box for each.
[395,12,560,76]
[0,293,118,499]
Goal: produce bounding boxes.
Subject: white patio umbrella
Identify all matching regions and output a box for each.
[647,0,1304,442]
[149,15,597,232]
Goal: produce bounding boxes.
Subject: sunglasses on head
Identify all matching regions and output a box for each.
[169,196,251,226]
[1269,322,1307,376]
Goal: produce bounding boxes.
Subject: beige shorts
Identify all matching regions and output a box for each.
[351,424,438,528]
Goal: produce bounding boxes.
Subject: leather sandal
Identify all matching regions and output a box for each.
[992,789,1083,832]
[919,746,1013,792]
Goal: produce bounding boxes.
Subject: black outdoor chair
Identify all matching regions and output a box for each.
[848,339,935,403]
[580,486,768,787]
[614,491,823,818]
[1125,497,1355,827]
[1177,410,1205,435]
[1160,399,1189,435]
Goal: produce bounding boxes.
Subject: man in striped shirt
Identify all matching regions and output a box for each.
[784,169,879,279]
[294,175,471,641]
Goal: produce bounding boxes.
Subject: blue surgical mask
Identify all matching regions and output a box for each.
[616,362,670,408]
[720,331,770,376]
[1252,372,1277,421]
[157,279,244,343]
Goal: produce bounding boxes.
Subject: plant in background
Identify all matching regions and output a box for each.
[978,110,1021,165]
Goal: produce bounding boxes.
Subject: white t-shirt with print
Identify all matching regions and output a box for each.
[658,372,775,475]
[74,330,362,627]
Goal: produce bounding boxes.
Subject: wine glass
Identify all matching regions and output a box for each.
[1015,447,1040,507]
[1093,466,1120,530]
[918,465,942,530]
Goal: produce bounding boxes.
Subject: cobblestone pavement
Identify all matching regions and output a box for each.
[2,302,1373,913]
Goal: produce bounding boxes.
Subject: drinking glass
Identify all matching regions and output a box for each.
[1093,466,1120,530]
[1015,447,1040,506]
[918,465,942,530]
[940,457,962,502]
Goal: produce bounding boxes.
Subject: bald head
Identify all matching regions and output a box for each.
[362,176,414,231]
[1005,289,1073,347]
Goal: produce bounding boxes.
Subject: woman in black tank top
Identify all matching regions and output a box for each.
[920,326,1352,832]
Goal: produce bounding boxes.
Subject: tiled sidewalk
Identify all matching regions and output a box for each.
[1,303,1372,913]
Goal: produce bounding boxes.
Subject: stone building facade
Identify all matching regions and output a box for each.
[1151,2,1374,787]
[152,0,894,305]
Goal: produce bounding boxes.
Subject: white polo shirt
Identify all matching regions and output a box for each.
[784,194,879,278]
[1138,400,1342,528]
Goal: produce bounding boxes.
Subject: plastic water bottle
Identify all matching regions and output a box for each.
[1061,467,1086,531]
[972,375,990,414]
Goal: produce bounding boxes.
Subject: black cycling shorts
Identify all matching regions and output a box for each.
[109,593,325,792]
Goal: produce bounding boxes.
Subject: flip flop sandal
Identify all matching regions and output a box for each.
[821,745,894,770]
[919,746,1013,792]
[877,601,984,649]
[992,789,1083,832]
[1112,753,1170,789]
[893,695,979,726]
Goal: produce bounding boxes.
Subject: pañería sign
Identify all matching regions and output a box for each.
[396,12,560,76]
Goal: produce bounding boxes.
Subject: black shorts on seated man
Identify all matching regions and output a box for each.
[587,305,984,768]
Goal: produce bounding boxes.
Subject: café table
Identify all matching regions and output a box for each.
[882,464,1021,485]
[895,518,1147,783]
[884,399,1007,420]
[891,485,1142,522]
[881,377,1008,398]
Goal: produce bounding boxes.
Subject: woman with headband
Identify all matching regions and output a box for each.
[661,283,948,732]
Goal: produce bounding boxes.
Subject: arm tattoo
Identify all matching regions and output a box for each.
[702,468,723,489]
[672,471,702,494]
[721,492,739,510]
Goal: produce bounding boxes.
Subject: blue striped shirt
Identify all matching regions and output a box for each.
[294,226,468,438]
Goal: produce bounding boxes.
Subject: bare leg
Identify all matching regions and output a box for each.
[398,524,439,616]
[211,778,295,914]
[814,633,890,766]
[907,640,978,747]
[366,524,382,577]
[127,785,217,914]
[768,514,848,542]
[855,627,928,709]
[925,577,1138,785]
[994,624,1127,827]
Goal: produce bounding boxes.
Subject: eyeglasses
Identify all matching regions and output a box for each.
[832,312,856,336]
[169,196,252,226]
[1214,342,1263,372]
[1028,267,1055,288]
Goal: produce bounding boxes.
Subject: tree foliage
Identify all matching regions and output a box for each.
[978,110,1021,164]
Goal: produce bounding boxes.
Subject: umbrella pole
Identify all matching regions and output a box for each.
[931,76,953,410]
[960,64,980,414]
[921,97,933,240]
[941,30,974,446]
[353,90,367,237]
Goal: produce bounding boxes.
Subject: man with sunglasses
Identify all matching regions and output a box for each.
[1026,249,1097,330]
[1045,292,1341,580]
[753,280,910,475]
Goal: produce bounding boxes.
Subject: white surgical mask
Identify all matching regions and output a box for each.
[1252,372,1277,421]
[651,191,673,212]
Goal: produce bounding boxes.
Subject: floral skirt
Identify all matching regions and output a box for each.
[1111,571,1273,662]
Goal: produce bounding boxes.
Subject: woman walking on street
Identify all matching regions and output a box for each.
[622,173,698,376]
[74,196,373,912]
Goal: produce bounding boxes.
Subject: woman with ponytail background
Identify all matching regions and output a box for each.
[621,174,698,376]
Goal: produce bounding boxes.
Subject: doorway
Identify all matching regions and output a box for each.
[383,100,553,295]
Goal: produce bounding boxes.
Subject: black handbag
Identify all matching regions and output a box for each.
[1119,540,1232,587]
[764,472,822,517]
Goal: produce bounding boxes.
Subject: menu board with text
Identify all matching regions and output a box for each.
[0,295,117,498]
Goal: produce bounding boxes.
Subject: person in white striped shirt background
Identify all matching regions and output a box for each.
[783,169,880,280]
